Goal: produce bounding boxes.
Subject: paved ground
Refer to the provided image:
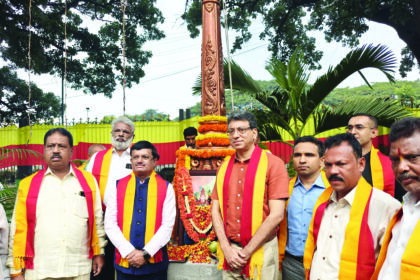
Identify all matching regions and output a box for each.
[168,262,222,280]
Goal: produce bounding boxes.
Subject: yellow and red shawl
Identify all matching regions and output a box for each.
[372,208,420,279]
[303,177,375,280]
[115,171,168,268]
[91,148,113,208]
[278,170,329,270]
[216,146,268,279]
[12,164,100,270]
[370,145,395,196]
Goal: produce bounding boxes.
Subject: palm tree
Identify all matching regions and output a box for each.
[194,44,410,145]
[0,147,40,220]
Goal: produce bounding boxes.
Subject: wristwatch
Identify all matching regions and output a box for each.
[141,249,151,262]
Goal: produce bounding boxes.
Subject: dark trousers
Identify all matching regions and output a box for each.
[116,269,167,280]
[282,252,305,280]
[92,239,115,280]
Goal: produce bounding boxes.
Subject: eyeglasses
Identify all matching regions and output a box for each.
[227,127,252,136]
[346,124,373,131]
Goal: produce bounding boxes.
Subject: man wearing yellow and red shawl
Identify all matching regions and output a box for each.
[104,141,175,280]
[278,136,328,280]
[347,113,404,200]
[372,117,420,279]
[86,116,135,280]
[303,133,400,280]
[212,111,289,280]
[7,128,106,280]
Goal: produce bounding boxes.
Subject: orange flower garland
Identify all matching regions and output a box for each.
[175,166,213,242]
[174,148,235,243]
[168,231,216,263]
[195,133,230,148]
[198,123,228,133]
[170,134,235,263]
[196,137,230,147]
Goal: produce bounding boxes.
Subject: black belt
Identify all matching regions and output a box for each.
[285,251,303,263]
[229,240,242,247]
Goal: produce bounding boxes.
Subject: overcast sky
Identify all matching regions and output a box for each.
[21,0,419,122]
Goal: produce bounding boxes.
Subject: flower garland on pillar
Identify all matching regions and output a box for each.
[168,116,235,262]
[174,148,234,242]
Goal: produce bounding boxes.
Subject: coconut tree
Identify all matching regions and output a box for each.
[193,44,410,145]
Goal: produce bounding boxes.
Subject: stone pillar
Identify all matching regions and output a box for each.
[201,0,226,117]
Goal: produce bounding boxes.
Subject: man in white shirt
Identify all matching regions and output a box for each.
[0,203,9,280]
[86,116,135,207]
[86,116,135,279]
[373,117,420,279]
[7,128,106,280]
[105,141,175,280]
[304,133,400,280]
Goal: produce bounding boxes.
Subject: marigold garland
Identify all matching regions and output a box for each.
[196,137,230,147]
[174,148,234,237]
[198,123,228,133]
[173,146,235,263]
[175,166,213,241]
[168,230,217,263]
[198,115,227,124]
[195,133,229,141]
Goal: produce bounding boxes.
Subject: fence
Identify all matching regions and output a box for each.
[0,117,200,168]
[2,109,420,180]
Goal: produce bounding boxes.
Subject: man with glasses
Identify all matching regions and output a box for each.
[86,116,135,279]
[212,111,289,279]
[105,141,175,280]
[347,113,399,198]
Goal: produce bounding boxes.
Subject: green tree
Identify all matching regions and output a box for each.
[0,67,60,124]
[128,109,169,121]
[1,0,164,97]
[182,0,419,76]
[101,109,169,123]
[218,45,411,145]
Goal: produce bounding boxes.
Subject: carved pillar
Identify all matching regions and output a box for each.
[201,0,226,117]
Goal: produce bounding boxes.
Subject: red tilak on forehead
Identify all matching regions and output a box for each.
[398,147,403,162]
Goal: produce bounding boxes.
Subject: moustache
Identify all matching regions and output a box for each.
[328,174,344,182]
[51,154,62,159]
[398,173,419,182]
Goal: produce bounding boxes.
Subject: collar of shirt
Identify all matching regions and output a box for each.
[294,173,326,190]
[234,157,250,164]
[330,185,357,206]
[136,175,151,185]
[45,165,76,178]
[402,191,420,212]
[112,147,131,156]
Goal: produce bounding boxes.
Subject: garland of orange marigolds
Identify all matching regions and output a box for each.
[198,123,228,133]
[168,116,233,263]
[173,148,234,241]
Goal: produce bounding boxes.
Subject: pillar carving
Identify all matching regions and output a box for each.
[201,0,226,117]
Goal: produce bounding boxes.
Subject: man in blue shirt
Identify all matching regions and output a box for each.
[278,136,328,280]
[104,141,176,280]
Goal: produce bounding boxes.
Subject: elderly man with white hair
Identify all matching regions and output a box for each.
[86,116,135,280]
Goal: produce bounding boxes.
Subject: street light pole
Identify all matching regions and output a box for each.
[86,107,90,122]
